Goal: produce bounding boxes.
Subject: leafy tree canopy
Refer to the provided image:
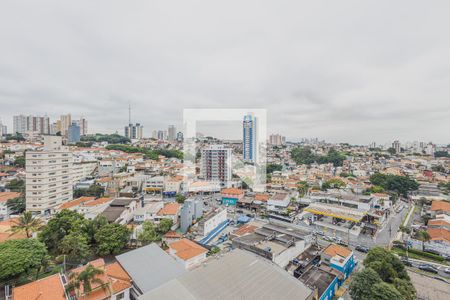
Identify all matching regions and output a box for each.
[81,133,130,144]
[369,173,419,197]
[0,239,48,281]
[434,151,449,158]
[266,164,283,174]
[106,144,182,160]
[74,185,105,198]
[349,267,382,300]
[291,147,346,167]
[94,223,130,256]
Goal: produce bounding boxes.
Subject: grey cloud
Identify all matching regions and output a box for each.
[0,0,449,144]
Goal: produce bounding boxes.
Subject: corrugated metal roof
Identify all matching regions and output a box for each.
[116,243,185,294]
[139,249,312,300]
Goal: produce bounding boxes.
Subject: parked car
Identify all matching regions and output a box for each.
[355,245,369,253]
[443,267,450,274]
[418,264,438,274]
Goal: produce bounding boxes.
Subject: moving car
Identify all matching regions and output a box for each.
[418,264,438,274]
[355,245,369,253]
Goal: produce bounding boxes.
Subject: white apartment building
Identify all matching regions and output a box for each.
[60,114,72,137]
[72,161,98,183]
[201,145,232,186]
[26,136,73,214]
[13,115,50,135]
[269,134,286,146]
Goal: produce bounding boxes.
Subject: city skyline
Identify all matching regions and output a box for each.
[1,2,449,144]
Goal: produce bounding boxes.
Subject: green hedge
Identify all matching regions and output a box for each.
[393,245,444,262]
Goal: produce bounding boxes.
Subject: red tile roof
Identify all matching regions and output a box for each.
[12,273,65,300]
[0,192,21,203]
[431,201,450,214]
[169,238,208,261]
[157,203,181,216]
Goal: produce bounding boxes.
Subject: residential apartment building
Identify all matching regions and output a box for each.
[168,125,176,141]
[79,117,88,136]
[60,114,72,137]
[125,123,143,140]
[26,136,73,214]
[243,113,257,163]
[269,133,286,146]
[13,115,50,135]
[201,145,232,186]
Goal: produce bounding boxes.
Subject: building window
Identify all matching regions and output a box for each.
[116,292,125,300]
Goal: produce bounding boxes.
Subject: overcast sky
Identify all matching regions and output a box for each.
[0,1,449,145]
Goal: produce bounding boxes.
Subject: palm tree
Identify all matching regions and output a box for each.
[65,265,109,299]
[416,230,431,251]
[10,211,43,238]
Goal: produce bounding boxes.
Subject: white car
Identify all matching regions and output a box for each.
[444,267,450,274]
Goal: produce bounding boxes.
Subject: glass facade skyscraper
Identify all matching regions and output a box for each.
[243,113,257,163]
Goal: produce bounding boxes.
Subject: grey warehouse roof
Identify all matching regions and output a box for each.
[139,249,313,300]
[116,243,185,294]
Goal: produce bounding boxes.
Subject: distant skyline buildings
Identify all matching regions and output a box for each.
[1,112,449,146]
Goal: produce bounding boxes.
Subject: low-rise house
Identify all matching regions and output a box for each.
[133,201,164,223]
[156,202,181,226]
[321,244,356,279]
[232,223,308,268]
[78,197,114,220]
[12,258,132,300]
[430,200,450,218]
[168,238,208,269]
[221,188,244,206]
[101,198,138,224]
[268,192,291,210]
[163,231,183,243]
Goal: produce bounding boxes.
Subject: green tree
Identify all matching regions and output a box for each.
[94,223,130,255]
[14,156,25,168]
[0,239,48,281]
[434,151,449,158]
[176,194,186,204]
[158,219,173,234]
[5,179,25,192]
[137,221,159,245]
[416,230,431,251]
[363,247,409,282]
[59,232,92,263]
[65,265,108,299]
[74,185,105,198]
[321,178,345,190]
[349,267,382,300]
[393,278,416,300]
[6,196,26,214]
[10,212,43,238]
[387,147,397,155]
[39,210,88,253]
[297,181,309,197]
[266,164,283,174]
[371,282,403,300]
[369,173,419,197]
